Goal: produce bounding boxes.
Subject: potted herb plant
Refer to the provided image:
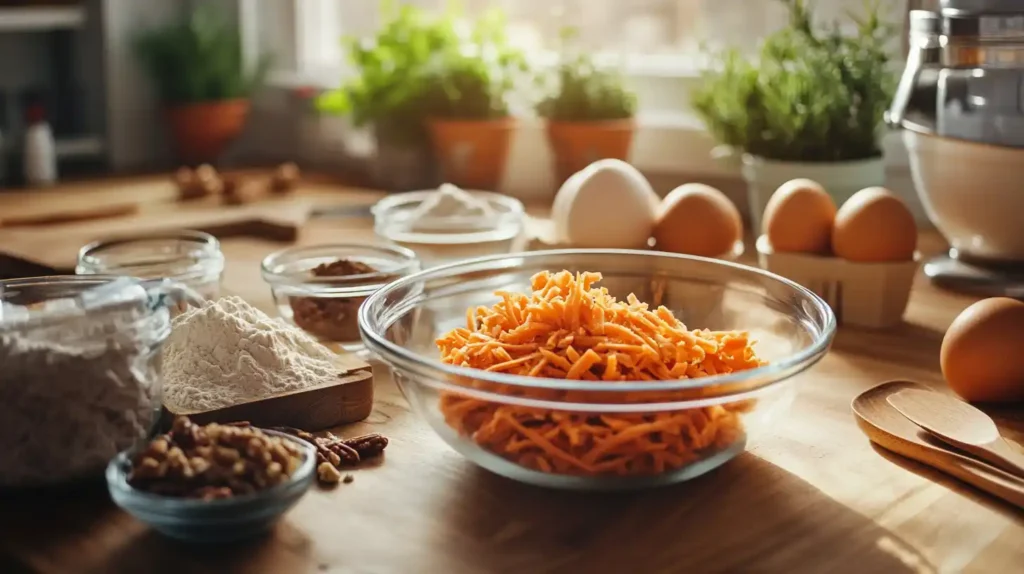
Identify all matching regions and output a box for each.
[317,4,459,191]
[421,11,529,191]
[134,4,270,165]
[691,0,896,231]
[537,29,638,186]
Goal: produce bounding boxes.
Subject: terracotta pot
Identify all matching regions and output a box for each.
[164,99,250,165]
[372,122,439,192]
[546,120,636,186]
[427,118,516,191]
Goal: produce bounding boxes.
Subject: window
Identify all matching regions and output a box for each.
[242,1,915,181]
[252,0,907,86]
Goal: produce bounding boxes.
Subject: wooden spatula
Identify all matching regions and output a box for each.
[852,381,1024,509]
[887,388,1024,479]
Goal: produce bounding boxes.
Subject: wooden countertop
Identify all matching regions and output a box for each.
[0,176,1021,574]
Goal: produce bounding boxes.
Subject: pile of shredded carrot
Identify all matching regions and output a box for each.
[436,270,767,477]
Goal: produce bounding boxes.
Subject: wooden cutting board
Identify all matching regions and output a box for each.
[0,198,312,273]
[161,354,374,431]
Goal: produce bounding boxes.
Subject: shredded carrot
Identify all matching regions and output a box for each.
[436,270,766,478]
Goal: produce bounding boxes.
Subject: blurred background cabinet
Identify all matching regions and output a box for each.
[0,0,105,183]
[0,0,211,186]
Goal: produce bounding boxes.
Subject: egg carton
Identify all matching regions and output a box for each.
[755,236,920,330]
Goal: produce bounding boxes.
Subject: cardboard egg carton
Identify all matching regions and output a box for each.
[755,236,919,329]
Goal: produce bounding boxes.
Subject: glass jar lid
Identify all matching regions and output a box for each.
[76,230,225,284]
[0,275,201,339]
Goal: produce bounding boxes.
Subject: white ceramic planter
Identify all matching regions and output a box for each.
[741,156,886,233]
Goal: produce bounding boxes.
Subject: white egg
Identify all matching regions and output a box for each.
[552,169,587,242]
[551,160,657,248]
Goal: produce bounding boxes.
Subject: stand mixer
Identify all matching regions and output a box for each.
[890,1,1024,298]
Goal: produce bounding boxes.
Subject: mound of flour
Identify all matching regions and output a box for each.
[162,296,339,412]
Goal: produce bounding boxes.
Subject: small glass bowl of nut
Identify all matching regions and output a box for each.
[261,243,420,351]
[106,417,316,543]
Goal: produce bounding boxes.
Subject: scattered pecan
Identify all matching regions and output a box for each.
[271,426,317,442]
[317,437,361,466]
[271,426,389,486]
[339,433,389,460]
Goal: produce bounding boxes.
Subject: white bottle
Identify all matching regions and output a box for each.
[23,104,57,187]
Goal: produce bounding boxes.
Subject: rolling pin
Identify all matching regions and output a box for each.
[0,203,140,227]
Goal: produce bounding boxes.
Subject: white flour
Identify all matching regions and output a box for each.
[162,296,339,412]
[0,302,160,487]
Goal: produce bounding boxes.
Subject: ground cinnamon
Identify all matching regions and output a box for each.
[288,259,395,342]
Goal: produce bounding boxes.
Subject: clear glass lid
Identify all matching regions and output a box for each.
[372,185,525,245]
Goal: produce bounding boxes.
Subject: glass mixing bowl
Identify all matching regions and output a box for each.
[359,250,836,491]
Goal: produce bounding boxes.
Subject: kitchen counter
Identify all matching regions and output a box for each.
[0,176,1021,574]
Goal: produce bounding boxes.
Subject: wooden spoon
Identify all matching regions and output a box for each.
[852,380,1024,509]
[887,388,1024,479]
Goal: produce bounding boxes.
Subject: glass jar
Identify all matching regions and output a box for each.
[0,276,178,487]
[261,243,420,351]
[76,230,225,301]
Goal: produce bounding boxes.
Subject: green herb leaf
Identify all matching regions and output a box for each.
[691,0,897,162]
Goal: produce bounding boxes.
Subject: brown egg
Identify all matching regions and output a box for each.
[653,183,742,257]
[832,187,917,262]
[941,297,1024,403]
[762,179,836,254]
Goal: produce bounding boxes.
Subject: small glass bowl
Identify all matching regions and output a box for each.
[261,243,420,350]
[372,189,526,267]
[359,250,836,491]
[76,230,225,301]
[106,430,316,543]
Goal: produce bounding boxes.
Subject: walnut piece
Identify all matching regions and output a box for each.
[127,417,306,500]
[317,462,343,484]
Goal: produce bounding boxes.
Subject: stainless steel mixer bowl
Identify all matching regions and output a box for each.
[904,123,1024,262]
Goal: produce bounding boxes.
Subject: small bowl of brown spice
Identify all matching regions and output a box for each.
[261,243,420,350]
[106,417,316,543]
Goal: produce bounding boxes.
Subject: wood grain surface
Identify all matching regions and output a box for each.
[0,176,1021,574]
[163,355,375,431]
